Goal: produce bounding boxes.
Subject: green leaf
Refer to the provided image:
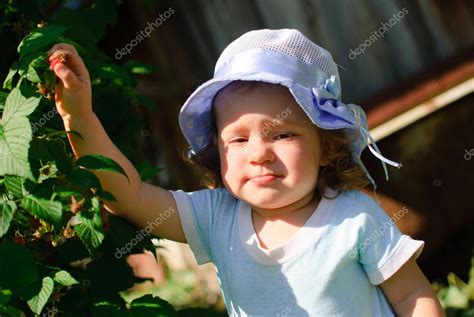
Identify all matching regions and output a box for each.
[94,64,132,86]
[124,61,156,75]
[17,25,69,56]
[18,51,44,81]
[76,154,130,183]
[107,215,156,256]
[75,222,105,255]
[0,289,12,305]
[29,53,48,69]
[75,206,105,254]
[3,62,19,90]
[53,185,83,200]
[53,270,79,286]
[86,253,135,301]
[0,196,17,237]
[90,301,121,316]
[20,195,63,228]
[27,276,54,315]
[136,161,162,181]
[0,304,24,317]
[0,116,35,180]
[56,238,90,265]
[0,91,7,110]
[4,175,24,198]
[52,0,117,46]
[0,242,40,298]
[44,69,56,88]
[26,65,41,83]
[29,138,73,175]
[2,87,40,124]
[129,294,178,316]
[25,54,48,84]
[0,89,39,180]
[65,129,84,141]
[69,168,102,189]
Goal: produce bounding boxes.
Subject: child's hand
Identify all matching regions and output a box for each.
[47,44,92,119]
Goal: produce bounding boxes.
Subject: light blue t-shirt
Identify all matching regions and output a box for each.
[169,186,424,316]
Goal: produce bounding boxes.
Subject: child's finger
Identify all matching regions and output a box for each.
[48,45,90,83]
[52,62,81,90]
[50,50,90,84]
[47,43,80,62]
[48,49,72,62]
[54,77,63,99]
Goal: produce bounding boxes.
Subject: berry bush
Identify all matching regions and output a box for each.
[0,1,182,316]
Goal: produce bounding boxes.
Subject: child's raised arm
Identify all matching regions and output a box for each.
[48,44,186,243]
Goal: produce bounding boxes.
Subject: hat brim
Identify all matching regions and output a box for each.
[179,71,361,154]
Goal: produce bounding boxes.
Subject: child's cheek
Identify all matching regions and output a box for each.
[220,149,242,174]
[224,146,247,162]
[284,147,317,172]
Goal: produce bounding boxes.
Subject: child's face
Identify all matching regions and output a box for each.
[213,83,327,210]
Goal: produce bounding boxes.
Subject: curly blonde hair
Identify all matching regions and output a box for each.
[181,81,371,200]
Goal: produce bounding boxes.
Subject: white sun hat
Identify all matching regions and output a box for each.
[178,28,402,190]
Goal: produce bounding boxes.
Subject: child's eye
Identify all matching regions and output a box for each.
[230,138,247,143]
[275,132,295,140]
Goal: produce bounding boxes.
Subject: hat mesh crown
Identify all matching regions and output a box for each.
[214,29,340,88]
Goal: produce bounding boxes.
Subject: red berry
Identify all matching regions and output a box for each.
[49,57,62,70]
[49,52,68,70]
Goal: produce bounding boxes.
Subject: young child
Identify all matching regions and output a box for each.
[48,29,444,316]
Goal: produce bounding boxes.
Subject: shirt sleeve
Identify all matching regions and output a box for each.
[356,192,425,285]
[169,188,215,265]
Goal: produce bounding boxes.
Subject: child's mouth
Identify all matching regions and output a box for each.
[248,175,281,184]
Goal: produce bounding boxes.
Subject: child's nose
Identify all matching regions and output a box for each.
[248,136,275,164]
